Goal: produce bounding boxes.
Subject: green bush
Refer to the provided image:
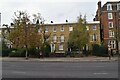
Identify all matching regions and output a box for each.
[9,48,26,57]
[17,48,26,57]
[9,50,21,57]
[2,48,11,57]
[28,47,39,58]
[92,44,108,57]
[44,44,51,57]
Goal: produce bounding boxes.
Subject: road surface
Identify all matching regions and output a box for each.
[2,61,118,78]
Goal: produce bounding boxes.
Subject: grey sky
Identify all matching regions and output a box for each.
[0,0,118,25]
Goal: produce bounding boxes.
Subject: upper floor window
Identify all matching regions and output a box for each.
[117,3,120,10]
[108,22,113,28]
[109,30,114,37]
[86,26,89,30]
[107,4,112,10]
[92,34,97,41]
[45,26,48,32]
[60,35,64,42]
[119,12,120,19]
[69,26,73,31]
[92,25,97,30]
[108,13,113,19]
[0,30,1,34]
[53,35,57,42]
[53,26,56,32]
[61,25,64,32]
[38,28,42,32]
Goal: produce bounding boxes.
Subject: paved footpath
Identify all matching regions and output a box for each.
[0,56,118,62]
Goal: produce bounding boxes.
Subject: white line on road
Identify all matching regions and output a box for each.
[93,73,108,75]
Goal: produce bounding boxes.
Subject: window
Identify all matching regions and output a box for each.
[61,25,64,32]
[107,4,112,10]
[45,26,48,32]
[109,30,114,37]
[53,35,57,42]
[92,25,97,30]
[59,44,63,50]
[86,26,89,30]
[0,30,1,34]
[92,34,97,41]
[38,28,42,32]
[53,26,56,32]
[108,13,113,19]
[51,44,55,52]
[117,3,120,10]
[60,35,64,42]
[108,22,113,28]
[109,40,116,49]
[69,26,73,31]
[119,13,120,19]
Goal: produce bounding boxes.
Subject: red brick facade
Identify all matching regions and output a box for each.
[94,1,120,53]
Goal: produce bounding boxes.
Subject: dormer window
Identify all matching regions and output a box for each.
[107,4,112,10]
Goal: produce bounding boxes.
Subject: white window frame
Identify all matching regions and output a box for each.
[53,35,57,42]
[0,30,1,34]
[108,22,113,28]
[92,34,97,41]
[61,25,64,32]
[69,26,73,31]
[92,25,97,30]
[51,44,55,52]
[107,4,112,10]
[38,28,41,32]
[53,26,56,32]
[109,40,116,49]
[117,3,120,10]
[59,44,63,50]
[108,13,113,19]
[60,35,64,42]
[119,12,120,19]
[45,26,48,32]
[109,30,114,37]
[86,26,89,31]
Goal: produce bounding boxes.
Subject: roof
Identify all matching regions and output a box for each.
[103,1,120,6]
[86,21,100,24]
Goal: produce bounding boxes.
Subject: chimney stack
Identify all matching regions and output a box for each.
[51,21,53,23]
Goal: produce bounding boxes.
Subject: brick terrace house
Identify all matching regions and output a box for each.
[1,21,100,54]
[38,21,100,54]
[94,1,120,53]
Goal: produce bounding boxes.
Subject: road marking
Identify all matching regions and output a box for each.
[93,73,108,75]
[93,66,104,67]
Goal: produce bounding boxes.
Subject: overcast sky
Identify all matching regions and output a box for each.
[0,0,119,25]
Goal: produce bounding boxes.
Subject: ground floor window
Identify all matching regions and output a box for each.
[51,44,55,52]
[59,44,63,50]
[109,40,116,49]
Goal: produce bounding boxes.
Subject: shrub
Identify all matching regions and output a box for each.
[9,48,26,57]
[44,44,51,57]
[9,50,21,57]
[28,47,39,58]
[92,44,108,57]
[2,48,11,57]
[17,48,26,57]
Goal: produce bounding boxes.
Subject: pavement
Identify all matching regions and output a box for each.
[0,56,118,62]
